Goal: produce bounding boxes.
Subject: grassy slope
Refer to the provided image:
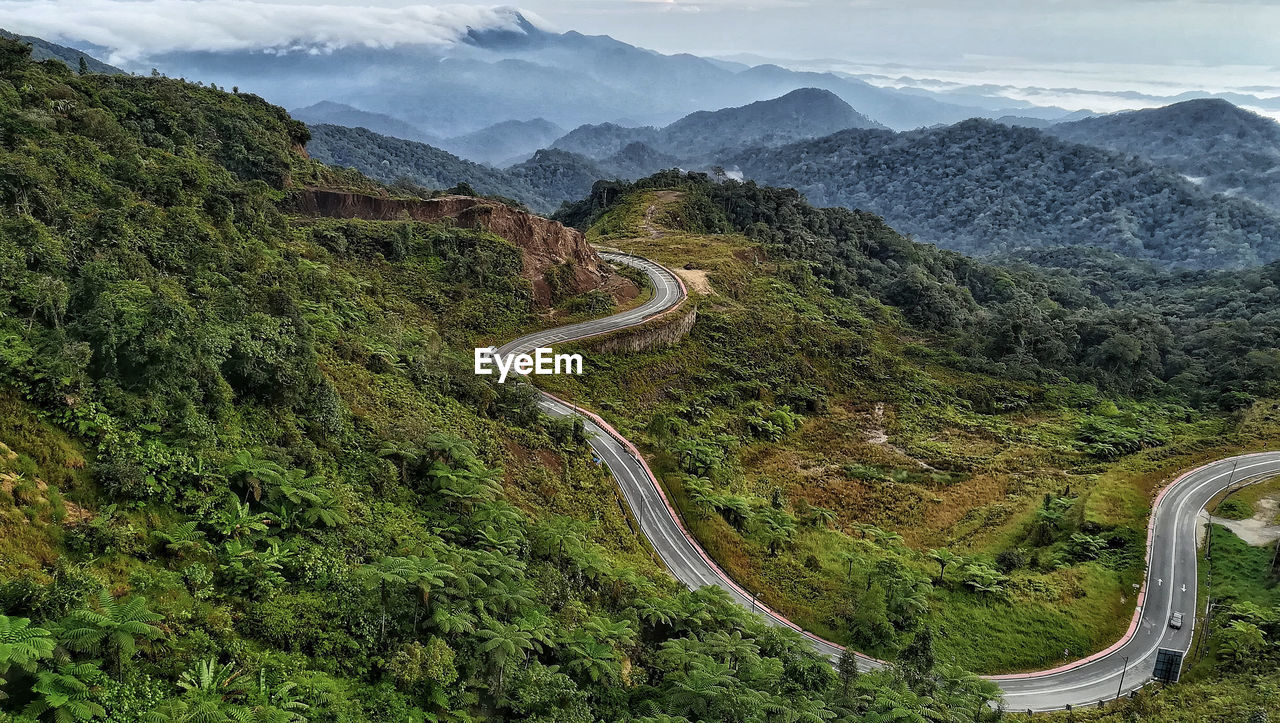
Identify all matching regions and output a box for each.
[1024,524,1280,722]
[541,190,1280,673]
[1211,475,1280,521]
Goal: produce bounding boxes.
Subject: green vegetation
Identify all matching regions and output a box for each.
[1047,99,1280,213]
[306,124,551,211]
[730,119,1280,269]
[1201,525,1280,610]
[1215,476,1280,523]
[1216,497,1254,520]
[547,175,1280,674]
[0,38,1014,721]
[507,149,612,212]
[1025,525,1280,721]
[564,171,1280,406]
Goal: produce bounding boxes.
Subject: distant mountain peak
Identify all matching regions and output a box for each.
[666,86,879,127]
[1046,97,1280,212]
[1176,97,1236,109]
[441,117,568,166]
[776,87,844,102]
[1084,97,1275,129]
[463,10,552,50]
[295,100,358,113]
[659,87,887,158]
[1135,97,1274,127]
[548,87,887,165]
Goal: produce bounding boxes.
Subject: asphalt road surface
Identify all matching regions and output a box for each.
[994,452,1280,711]
[501,250,1280,712]
[496,251,684,360]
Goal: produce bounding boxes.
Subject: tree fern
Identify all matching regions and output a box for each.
[0,614,56,672]
[22,662,106,722]
[0,614,55,700]
[150,521,208,558]
[59,591,163,677]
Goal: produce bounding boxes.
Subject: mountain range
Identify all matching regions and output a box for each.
[72,11,1073,137]
[301,83,1280,268]
[16,25,1274,272]
[729,119,1280,270]
[294,102,566,166]
[1045,99,1280,212]
[303,88,892,211]
[0,28,122,73]
[304,124,550,209]
[552,88,883,166]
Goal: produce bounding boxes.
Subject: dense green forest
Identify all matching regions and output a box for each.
[728,120,1280,270]
[505,149,610,212]
[561,172,1280,408]
[304,124,551,211]
[0,38,1015,722]
[1046,99,1280,213]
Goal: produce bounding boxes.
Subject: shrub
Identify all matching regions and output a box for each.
[1216,498,1253,521]
[995,550,1026,573]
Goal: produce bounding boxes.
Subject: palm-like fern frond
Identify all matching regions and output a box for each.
[0,614,55,673]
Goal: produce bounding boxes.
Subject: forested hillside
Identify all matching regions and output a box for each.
[551,122,662,161]
[552,88,882,166]
[0,39,1010,721]
[562,172,1280,408]
[507,149,614,211]
[548,174,1280,711]
[0,29,121,74]
[305,123,550,210]
[303,122,677,216]
[1046,99,1280,212]
[730,120,1280,270]
[292,101,443,146]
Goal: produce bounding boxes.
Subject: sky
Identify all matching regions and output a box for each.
[2,0,1278,114]
[516,0,1280,68]
[4,0,1277,65]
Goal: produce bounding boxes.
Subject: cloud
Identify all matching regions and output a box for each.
[0,1,550,63]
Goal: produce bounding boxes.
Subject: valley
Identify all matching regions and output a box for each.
[497,221,1280,709]
[1,10,1279,721]
[301,90,1280,276]
[537,188,1280,684]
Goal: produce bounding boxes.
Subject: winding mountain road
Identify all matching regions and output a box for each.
[502,251,1280,712]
